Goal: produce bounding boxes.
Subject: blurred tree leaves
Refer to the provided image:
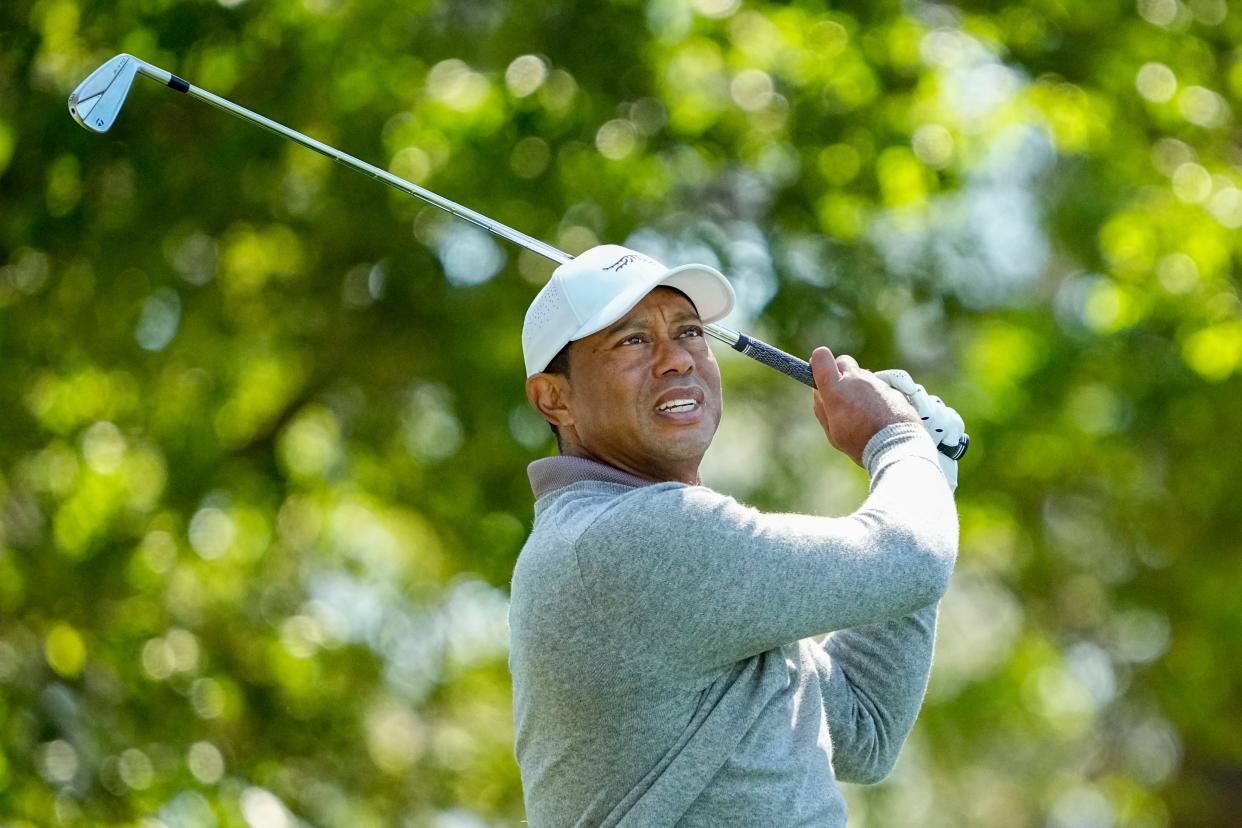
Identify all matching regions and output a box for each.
[2,0,1242,825]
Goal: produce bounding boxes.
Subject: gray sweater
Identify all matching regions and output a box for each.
[508,422,958,827]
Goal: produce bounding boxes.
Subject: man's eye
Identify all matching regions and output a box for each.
[679,326,704,338]
[621,334,646,345]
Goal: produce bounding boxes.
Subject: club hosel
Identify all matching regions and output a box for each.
[132,59,169,86]
[703,323,741,349]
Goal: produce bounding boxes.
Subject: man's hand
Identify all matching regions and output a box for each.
[811,347,921,467]
[874,369,964,491]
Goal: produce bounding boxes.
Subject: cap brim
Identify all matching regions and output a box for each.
[660,263,735,324]
[569,263,736,342]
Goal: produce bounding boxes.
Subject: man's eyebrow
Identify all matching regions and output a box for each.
[603,317,651,338]
[603,310,701,339]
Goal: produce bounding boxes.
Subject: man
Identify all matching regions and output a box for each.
[508,244,961,826]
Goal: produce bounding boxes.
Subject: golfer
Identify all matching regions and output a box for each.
[509,244,961,826]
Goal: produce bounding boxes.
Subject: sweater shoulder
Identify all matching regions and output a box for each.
[514,482,727,587]
[533,480,703,544]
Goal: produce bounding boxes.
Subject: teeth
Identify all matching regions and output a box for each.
[656,399,697,412]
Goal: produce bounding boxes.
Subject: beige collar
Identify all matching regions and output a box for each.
[527,455,661,498]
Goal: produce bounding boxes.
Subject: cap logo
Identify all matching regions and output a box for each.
[602,254,655,272]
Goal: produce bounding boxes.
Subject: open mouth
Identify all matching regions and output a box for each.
[652,387,706,420]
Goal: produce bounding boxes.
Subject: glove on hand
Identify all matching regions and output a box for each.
[874,369,964,492]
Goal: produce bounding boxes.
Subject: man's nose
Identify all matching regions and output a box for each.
[652,337,695,376]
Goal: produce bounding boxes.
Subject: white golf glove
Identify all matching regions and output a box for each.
[874,369,964,492]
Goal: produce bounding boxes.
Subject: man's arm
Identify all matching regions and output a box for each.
[799,423,952,783]
[810,406,955,783]
[811,605,939,784]
[572,420,957,677]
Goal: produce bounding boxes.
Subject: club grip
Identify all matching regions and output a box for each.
[733,333,817,389]
[731,333,970,461]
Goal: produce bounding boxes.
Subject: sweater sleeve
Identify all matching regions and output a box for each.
[573,422,959,676]
[810,604,939,783]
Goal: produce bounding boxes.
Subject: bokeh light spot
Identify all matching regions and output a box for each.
[1188,0,1226,24]
[730,69,774,111]
[135,287,182,352]
[142,637,173,680]
[595,119,639,160]
[366,699,425,774]
[505,55,548,97]
[81,420,126,474]
[118,748,154,790]
[1179,86,1229,128]
[37,740,78,784]
[45,623,85,678]
[1182,322,1242,380]
[426,60,491,111]
[1137,0,1179,26]
[191,677,227,719]
[278,405,341,481]
[912,124,954,168]
[187,741,225,784]
[240,787,293,828]
[1170,162,1212,203]
[389,146,431,185]
[1156,253,1199,294]
[1135,63,1176,103]
[436,224,506,287]
[402,383,464,461]
[1207,187,1242,228]
[692,0,740,18]
[189,506,236,560]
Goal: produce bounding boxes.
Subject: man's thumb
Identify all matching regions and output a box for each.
[811,346,842,390]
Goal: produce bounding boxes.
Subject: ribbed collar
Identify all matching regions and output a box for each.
[528,455,664,498]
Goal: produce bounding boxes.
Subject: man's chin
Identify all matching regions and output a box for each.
[652,423,717,460]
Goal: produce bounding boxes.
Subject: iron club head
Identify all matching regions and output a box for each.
[68,54,141,133]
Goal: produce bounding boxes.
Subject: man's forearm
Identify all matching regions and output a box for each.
[811,602,940,784]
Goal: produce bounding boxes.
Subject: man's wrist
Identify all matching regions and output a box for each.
[862,422,937,476]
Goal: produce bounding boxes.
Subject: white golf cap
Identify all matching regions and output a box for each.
[522,244,735,377]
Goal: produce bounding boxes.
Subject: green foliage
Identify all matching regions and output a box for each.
[2,0,1241,824]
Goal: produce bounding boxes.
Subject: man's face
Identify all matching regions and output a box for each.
[557,287,723,482]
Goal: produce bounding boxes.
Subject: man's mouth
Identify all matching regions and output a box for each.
[655,399,699,414]
[653,388,707,421]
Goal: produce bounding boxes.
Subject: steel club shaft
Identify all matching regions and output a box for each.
[68,53,969,461]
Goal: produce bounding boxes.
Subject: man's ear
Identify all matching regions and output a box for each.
[526,373,574,429]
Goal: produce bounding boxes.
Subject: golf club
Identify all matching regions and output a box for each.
[69,53,969,461]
